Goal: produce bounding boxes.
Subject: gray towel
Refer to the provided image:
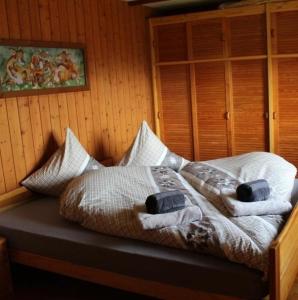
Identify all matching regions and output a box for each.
[236,179,270,202]
[134,204,203,230]
[221,191,292,217]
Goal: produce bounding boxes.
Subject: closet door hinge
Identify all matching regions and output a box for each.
[157,111,161,119]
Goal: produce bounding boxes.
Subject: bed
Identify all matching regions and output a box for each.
[0,165,297,300]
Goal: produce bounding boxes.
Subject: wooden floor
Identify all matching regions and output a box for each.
[11,264,298,300]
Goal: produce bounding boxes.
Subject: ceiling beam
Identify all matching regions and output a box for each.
[128,0,167,6]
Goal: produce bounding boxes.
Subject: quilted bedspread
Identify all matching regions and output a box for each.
[60,165,287,274]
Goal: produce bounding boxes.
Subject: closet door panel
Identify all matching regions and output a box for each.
[155,23,187,62]
[276,58,298,168]
[159,65,194,160]
[229,14,267,57]
[191,19,224,60]
[275,11,298,54]
[195,62,229,160]
[232,60,268,154]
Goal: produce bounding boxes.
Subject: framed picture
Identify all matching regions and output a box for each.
[0,40,89,98]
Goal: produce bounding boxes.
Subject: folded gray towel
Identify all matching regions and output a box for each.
[221,191,292,217]
[236,179,270,202]
[134,204,203,230]
[145,190,185,214]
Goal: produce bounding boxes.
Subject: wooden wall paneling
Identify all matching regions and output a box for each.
[98,0,118,158]
[229,13,267,57]
[40,0,63,144]
[121,2,138,144]
[129,6,146,146]
[109,0,127,154]
[186,23,199,160]
[74,0,96,156]
[58,1,79,141]
[191,18,224,60]
[195,62,229,160]
[28,0,45,166]
[49,0,69,144]
[135,7,154,131]
[5,0,28,184]
[0,0,154,194]
[155,23,187,62]
[48,0,63,145]
[159,65,194,160]
[0,0,18,192]
[66,0,88,149]
[149,22,162,137]
[38,0,56,157]
[275,10,298,55]
[83,1,106,158]
[0,102,17,192]
[17,0,37,174]
[86,0,108,158]
[231,60,269,154]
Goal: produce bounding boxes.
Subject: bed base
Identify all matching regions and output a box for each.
[0,238,13,299]
[1,186,298,300]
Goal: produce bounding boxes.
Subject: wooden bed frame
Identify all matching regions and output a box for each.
[0,165,297,299]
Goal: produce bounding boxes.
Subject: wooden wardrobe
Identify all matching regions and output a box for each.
[149,1,298,169]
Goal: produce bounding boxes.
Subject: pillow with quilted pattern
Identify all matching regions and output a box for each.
[119,121,189,172]
[22,128,103,196]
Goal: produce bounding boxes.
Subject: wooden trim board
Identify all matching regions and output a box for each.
[269,203,298,300]
[9,249,240,300]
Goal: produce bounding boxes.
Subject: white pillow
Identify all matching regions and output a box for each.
[119,121,189,172]
[181,152,297,203]
[22,128,103,196]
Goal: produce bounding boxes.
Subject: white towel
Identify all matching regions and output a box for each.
[221,190,292,217]
[134,204,203,230]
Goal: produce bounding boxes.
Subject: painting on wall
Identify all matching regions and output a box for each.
[0,40,88,98]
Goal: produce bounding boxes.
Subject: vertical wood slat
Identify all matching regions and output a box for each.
[186,23,199,160]
[0,0,154,195]
[266,5,276,153]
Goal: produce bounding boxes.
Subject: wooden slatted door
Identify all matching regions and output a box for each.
[158,65,194,160]
[231,60,269,154]
[271,10,298,168]
[274,59,298,168]
[195,62,229,160]
[228,14,269,155]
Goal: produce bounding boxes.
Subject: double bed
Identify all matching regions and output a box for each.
[0,170,297,300]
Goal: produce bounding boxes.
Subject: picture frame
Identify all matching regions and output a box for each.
[0,40,89,98]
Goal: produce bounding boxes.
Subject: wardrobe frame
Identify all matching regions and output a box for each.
[149,0,298,161]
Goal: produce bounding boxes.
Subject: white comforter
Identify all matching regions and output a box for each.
[60,157,294,274]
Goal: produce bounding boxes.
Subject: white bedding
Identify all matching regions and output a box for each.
[60,160,292,274]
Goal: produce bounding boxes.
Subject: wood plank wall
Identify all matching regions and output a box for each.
[0,0,154,195]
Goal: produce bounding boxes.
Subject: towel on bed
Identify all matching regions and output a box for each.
[134,204,203,230]
[221,191,292,217]
[145,190,185,214]
[236,179,270,202]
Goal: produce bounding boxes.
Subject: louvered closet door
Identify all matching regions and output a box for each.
[229,14,268,155]
[159,65,194,160]
[231,60,269,154]
[272,10,298,168]
[275,59,298,168]
[195,62,229,160]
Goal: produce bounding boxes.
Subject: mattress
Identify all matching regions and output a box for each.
[0,196,268,299]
